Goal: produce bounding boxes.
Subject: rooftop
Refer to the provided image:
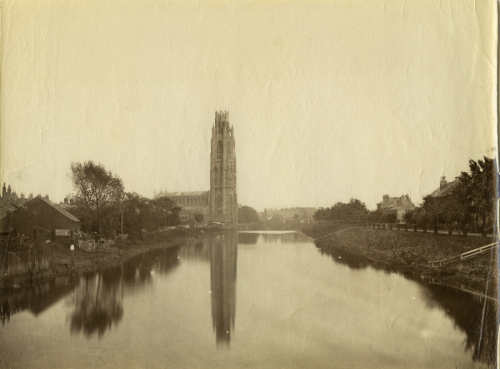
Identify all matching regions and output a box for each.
[156,191,209,198]
[36,196,80,223]
[428,179,460,197]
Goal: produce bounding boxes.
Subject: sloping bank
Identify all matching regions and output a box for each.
[1,227,228,288]
[302,224,497,295]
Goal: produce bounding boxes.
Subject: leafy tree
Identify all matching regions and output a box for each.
[451,173,474,236]
[383,212,397,224]
[422,195,442,234]
[314,199,368,223]
[313,208,329,221]
[194,213,204,223]
[154,196,181,227]
[468,157,496,236]
[413,207,429,232]
[122,193,180,239]
[402,209,415,224]
[238,206,260,224]
[367,209,384,223]
[344,198,369,220]
[68,161,124,235]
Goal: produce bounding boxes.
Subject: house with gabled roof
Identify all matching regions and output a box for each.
[377,194,415,221]
[428,176,461,198]
[0,195,81,245]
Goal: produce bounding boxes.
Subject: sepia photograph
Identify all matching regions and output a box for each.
[0,0,498,368]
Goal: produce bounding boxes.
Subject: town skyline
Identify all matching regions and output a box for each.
[1,0,496,212]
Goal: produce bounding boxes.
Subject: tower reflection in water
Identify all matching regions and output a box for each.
[209,231,237,347]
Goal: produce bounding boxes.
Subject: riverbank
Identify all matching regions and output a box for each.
[1,226,228,288]
[302,224,498,295]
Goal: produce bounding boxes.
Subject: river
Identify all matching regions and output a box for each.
[0,231,496,368]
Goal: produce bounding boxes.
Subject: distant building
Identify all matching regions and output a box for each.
[377,194,415,221]
[428,176,461,197]
[260,207,317,224]
[155,111,238,224]
[0,183,31,218]
[157,191,210,221]
[263,208,285,224]
[58,197,70,210]
[0,196,81,245]
[281,207,317,223]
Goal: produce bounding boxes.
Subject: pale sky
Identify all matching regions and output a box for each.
[1,0,497,211]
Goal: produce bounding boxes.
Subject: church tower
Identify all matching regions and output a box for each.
[210,111,237,223]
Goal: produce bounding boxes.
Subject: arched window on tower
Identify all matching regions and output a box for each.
[216,141,223,159]
[214,166,218,186]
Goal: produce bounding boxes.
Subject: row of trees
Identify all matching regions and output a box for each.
[403,157,496,236]
[366,209,397,224]
[67,161,181,239]
[313,198,369,222]
[313,157,496,236]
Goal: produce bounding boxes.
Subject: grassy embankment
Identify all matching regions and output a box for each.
[302,223,497,294]
[3,227,227,287]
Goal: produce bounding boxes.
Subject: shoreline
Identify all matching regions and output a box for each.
[302,224,498,297]
[4,224,497,299]
[1,227,231,289]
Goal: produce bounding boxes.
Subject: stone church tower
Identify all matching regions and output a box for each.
[210,111,237,223]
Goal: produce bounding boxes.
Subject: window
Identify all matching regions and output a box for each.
[216,141,223,159]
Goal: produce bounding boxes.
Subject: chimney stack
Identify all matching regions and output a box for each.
[440,176,447,189]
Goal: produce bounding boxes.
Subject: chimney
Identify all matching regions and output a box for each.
[383,194,389,202]
[64,197,68,204]
[44,194,49,200]
[440,176,447,189]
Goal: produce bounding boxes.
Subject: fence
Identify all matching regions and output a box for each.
[77,240,95,252]
[0,242,51,278]
[428,242,497,267]
[365,222,494,236]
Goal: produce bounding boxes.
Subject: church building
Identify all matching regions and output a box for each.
[155,111,238,224]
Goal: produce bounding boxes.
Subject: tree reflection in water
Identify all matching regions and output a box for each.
[421,279,498,366]
[67,271,124,338]
[315,239,498,366]
[66,246,180,339]
[1,275,79,325]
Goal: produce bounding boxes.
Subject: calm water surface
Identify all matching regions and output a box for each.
[0,231,497,368]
